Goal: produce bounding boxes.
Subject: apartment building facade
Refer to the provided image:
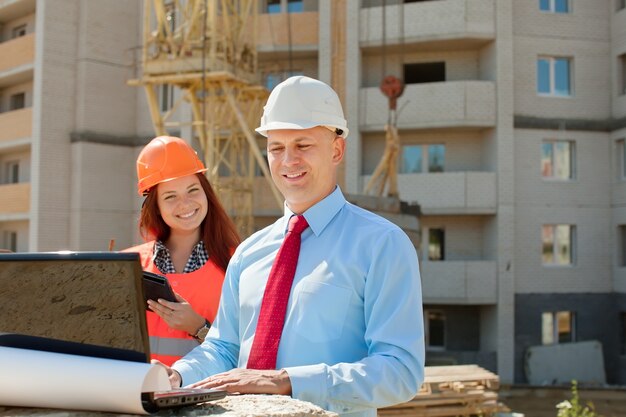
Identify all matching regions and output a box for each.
[0,0,154,253]
[1,0,625,385]
[255,0,626,385]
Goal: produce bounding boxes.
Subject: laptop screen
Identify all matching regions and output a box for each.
[0,252,150,363]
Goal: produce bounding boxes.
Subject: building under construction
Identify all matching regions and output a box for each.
[1,0,626,388]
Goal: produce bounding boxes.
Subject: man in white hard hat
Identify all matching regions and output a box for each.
[163,76,424,416]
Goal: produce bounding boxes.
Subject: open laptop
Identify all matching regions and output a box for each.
[0,251,226,412]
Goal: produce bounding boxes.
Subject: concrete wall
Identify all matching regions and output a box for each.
[69,142,139,251]
[513,1,612,119]
[30,0,142,251]
[515,293,624,384]
[514,129,612,294]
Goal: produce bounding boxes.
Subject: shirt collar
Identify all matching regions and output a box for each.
[152,240,205,259]
[282,186,346,237]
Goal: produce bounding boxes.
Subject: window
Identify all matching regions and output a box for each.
[425,310,446,350]
[542,224,575,265]
[266,0,303,13]
[159,85,174,112]
[400,144,445,174]
[542,311,575,344]
[428,145,445,173]
[428,228,445,261]
[620,139,626,179]
[541,140,574,180]
[539,0,569,13]
[404,62,445,85]
[618,0,626,11]
[267,0,281,13]
[617,54,626,95]
[9,93,25,111]
[2,231,17,252]
[254,149,269,176]
[401,145,422,173]
[264,71,303,91]
[621,312,626,355]
[287,0,303,13]
[620,226,626,267]
[11,24,27,39]
[537,57,571,96]
[4,160,19,184]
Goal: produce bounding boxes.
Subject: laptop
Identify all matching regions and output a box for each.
[0,251,226,412]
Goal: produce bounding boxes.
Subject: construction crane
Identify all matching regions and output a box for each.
[128,0,282,236]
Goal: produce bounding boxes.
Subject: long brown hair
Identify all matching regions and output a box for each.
[139,173,240,272]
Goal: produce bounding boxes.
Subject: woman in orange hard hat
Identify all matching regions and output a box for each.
[124,136,240,366]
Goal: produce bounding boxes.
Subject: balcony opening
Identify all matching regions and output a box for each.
[9,93,26,111]
[2,231,17,252]
[11,24,27,39]
[404,62,445,85]
[4,160,20,184]
[428,228,445,261]
[425,310,446,350]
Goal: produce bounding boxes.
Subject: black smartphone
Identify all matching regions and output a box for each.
[142,271,177,309]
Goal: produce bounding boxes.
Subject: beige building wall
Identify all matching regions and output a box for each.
[513,1,612,119]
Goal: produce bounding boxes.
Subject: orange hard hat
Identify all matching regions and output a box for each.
[136,136,207,196]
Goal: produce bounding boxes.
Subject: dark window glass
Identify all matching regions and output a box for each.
[428,228,444,261]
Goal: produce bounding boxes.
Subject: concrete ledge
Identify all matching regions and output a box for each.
[70,131,162,147]
[514,115,626,132]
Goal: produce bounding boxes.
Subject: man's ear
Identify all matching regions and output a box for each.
[332,136,346,165]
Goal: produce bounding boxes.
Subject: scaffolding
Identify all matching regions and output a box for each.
[129,0,282,236]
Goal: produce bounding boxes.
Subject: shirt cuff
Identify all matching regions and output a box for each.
[283,363,329,406]
[172,361,199,387]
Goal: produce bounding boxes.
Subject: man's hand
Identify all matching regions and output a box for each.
[187,368,292,396]
[151,359,182,389]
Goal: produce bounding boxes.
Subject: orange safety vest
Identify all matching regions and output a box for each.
[124,241,225,366]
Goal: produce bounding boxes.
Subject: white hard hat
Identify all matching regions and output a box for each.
[255,76,349,139]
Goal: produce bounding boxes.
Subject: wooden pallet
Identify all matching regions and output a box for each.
[379,365,508,417]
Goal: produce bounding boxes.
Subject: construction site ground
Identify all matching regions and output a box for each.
[498,385,626,417]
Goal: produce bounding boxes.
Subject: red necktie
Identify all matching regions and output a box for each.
[247,215,309,370]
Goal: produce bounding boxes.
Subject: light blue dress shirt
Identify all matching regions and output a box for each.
[173,186,425,416]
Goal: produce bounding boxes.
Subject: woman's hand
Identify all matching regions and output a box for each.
[147,292,206,335]
[151,359,183,388]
